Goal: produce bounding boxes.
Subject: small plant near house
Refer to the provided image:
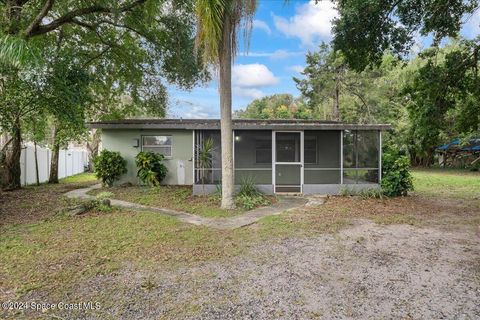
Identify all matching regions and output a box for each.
[196,137,214,195]
[135,151,168,187]
[339,186,383,198]
[235,176,269,210]
[381,147,414,196]
[93,150,127,187]
[95,191,114,212]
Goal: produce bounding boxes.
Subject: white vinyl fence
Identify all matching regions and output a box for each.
[20,145,88,186]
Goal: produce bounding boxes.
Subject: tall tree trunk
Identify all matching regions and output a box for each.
[34,140,40,186]
[3,118,22,190]
[49,127,60,184]
[332,76,340,121]
[219,13,235,209]
[86,129,100,172]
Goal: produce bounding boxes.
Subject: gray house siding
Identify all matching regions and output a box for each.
[101,129,194,186]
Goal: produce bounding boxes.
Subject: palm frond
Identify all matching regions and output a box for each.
[195,0,258,65]
[195,0,227,64]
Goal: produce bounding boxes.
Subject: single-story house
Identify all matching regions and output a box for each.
[90,119,391,195]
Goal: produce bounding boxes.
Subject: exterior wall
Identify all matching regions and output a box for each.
[101,129,193,185]
[100,128,381,195]
[303,184,380,195]
[193,184,274,195]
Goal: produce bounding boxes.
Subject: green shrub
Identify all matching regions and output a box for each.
[235,176,269,209]
[93,150,127,187]
[135,151,168,186]
[238,175,258,197]
[95,191,113,201]
[339,186,383,198]
[358,188,384,199]
[236,194,269,210]
[381,148,413,196]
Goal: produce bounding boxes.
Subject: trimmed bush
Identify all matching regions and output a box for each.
[381,148,414,196]
[135,151,168,186]
[93,150,127,187]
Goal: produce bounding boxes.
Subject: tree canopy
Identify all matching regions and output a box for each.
[332,0,479,70]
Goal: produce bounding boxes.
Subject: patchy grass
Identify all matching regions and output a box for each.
[0,173,99,227]
[1,167,479,311]
[0,208,251,299]
[412,168,480,200]
[88,185,275,218]
[60,172,97,184]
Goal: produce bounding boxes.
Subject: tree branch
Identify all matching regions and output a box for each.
[25,0,146,38]
[24,0,55,36]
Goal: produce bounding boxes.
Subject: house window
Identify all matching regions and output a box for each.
[142,136,172,157]
[304,136,317,164]
[255,138,272,164]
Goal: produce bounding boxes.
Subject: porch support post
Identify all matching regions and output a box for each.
[272,131,275,193]
[340,130,344,185]
[192,129,195,185]
[300,130,304,193]
[379,130,382,183]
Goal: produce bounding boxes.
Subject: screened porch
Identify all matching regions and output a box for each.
[193,129,381,194]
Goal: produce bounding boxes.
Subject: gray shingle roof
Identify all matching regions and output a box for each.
[89,119,391,130]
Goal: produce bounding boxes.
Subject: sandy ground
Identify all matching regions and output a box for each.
[18,218,477,320]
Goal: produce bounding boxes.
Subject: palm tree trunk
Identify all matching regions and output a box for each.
[219,12,235,209]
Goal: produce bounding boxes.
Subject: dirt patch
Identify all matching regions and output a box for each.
[8,218,479,320]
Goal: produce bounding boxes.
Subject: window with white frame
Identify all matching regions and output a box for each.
[142,136,172,157]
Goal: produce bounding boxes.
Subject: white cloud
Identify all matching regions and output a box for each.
[286,65,304,73]
[233,87,264,99]
[273,0,338,47]
[232,63,279,88]
[253,19,271,35]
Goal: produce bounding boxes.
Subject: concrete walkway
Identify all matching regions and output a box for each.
[64,184,318,230]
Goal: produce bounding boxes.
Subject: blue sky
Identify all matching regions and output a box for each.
[167,0,480,119]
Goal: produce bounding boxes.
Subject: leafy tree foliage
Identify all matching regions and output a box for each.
[235,94,314,119]
[0,0,208,190]
[403,40,480,165]
[332,0,479,70]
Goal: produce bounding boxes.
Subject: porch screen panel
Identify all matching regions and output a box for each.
[343,130,380,184]
[194,130,222,184]
[304,130,341,184]
[234,130,272,184]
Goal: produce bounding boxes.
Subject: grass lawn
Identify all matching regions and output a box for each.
[89,185,275,218]
[412,168,480,200]
[0,173,99,227]
[1,168,479,319]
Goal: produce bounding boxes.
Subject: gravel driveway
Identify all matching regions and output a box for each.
[58,219,480,319]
